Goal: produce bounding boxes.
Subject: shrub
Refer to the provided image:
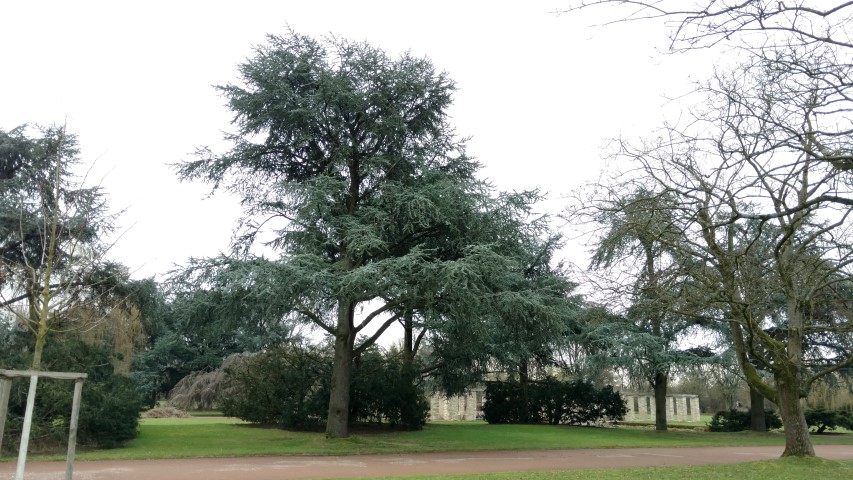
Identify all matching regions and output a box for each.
[804,407,853,433]
[482,379,626,425]
[708,409,782,432]
[220,346,329,428]
[351,349,429,429]
[220,344,429,430]
[78,375,145,448]
[1,336,144,451]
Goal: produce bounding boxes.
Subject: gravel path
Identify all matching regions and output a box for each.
[2,445,852,479]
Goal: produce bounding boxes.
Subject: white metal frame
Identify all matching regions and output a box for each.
[0,369,87,480]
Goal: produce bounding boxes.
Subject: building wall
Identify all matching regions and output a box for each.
[621,393,700,422]
[429,390,700,423]
[429,388,485,421]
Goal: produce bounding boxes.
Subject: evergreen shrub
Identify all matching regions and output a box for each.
[221,344,429,429]
[1,335,143,451]
[804,407,853,433]
[708,408,782,431]
[482,379,626,425]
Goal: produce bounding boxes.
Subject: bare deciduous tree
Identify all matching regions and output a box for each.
[587,49,853,456]
[562,1,853,51]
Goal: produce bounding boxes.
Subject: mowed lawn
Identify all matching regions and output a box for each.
[376,457,853,480]
[58,417,853,461]
[7,418,851,480]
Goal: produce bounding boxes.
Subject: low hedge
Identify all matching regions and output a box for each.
[804,407,853,433]
[482,379,626,425]
[707,409,782,432]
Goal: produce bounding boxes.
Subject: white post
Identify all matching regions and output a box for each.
[0,378,12,455]
[66,378,84,480]
[16,374,39,480]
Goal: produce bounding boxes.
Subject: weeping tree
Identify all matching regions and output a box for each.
[177,30,567,437]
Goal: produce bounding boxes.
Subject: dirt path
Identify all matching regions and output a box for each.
[2,445,852,479]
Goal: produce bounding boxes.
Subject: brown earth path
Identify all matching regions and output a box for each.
[1,445,852,479]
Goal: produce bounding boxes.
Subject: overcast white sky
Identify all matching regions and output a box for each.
[2,1,716,280]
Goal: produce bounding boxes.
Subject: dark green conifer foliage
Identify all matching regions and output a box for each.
[178,30,573,437]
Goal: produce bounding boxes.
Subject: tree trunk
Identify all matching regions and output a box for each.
[749,385,766,432]
[28,288,49,371]
[402,309,414,366]
[325,301,356,438]
[776,372,814,457]
[519,360,530,423]
[653,371,668,431]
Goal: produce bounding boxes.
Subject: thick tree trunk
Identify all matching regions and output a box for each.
[326,301,356,438]
[653,371,667,431]
[776,372,814,457]
[774,296,813,456]
[749,385,766,432]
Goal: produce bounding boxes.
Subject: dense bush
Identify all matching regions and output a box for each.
[707,409,782,432]
[351,350,429,429]
[804,407,853,433]
[482,379,627,425]
[220,346,330,428]
[1,333,143,451]
[221,344,429,430]
[77,375,145,448]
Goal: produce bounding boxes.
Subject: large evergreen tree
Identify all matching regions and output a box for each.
[178,30,567,437]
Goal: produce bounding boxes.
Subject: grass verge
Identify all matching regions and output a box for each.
[21,418,839,461]
[373,457,853,480]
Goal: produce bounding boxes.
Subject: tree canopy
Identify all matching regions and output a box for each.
[177,30,575,437]
[577,50,853,455]
[0,125,135,369]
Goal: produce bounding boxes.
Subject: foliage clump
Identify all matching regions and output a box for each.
[803,408,853,434]
[220,344,429,430]
[708,409,782,432]
[1,332,144,451]
[482,379,626,425]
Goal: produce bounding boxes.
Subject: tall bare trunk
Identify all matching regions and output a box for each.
[325,301,355,438]
[30,130,65,371]
[402,309,414,366]
[519,360,530,423]
[749,385,766,432]
[653,372,668,431]
[27,285,49,371]
[774,295,814,456]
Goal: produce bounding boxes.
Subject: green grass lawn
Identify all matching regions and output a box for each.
[7,418,852,480]
[371,457,853,480]
[625,413,714,428]
[35,418,845,461]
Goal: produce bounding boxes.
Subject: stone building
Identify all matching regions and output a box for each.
[428,389,700,423]
[429,388,486,421]
[621,393,700,422]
